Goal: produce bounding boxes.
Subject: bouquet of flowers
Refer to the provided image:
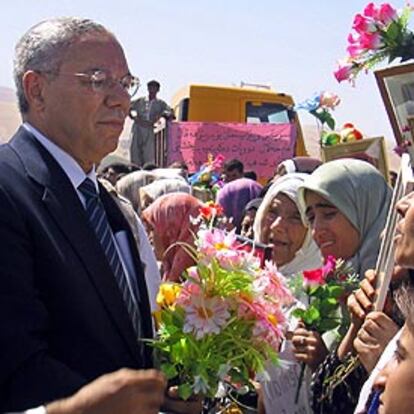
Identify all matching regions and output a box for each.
[334,2,414,84]
[189,153,225,201]
[150,203,293,404]
[289,256,359,402]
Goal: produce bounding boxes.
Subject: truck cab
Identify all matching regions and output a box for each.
[171,84,306,156]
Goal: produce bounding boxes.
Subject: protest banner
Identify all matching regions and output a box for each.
[166,121,296,181]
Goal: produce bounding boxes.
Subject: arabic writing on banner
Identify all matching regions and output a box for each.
[167,122,296,180]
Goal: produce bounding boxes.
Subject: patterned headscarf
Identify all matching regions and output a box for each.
[142,193,202,282]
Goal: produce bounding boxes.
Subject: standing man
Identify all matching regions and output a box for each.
[0,18,197,414]
[129,80,173,167]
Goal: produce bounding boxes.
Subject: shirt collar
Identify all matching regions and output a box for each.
[23,122,98,192]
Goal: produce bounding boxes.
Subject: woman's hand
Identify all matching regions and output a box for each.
[347,269,376,328]
[291,327,328,371]
[353,311,399,373]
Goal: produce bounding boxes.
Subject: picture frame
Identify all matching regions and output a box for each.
[320,136,390,182]
[375,62,414,145]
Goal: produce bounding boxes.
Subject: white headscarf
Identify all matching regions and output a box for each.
[140,178,191,201]
[253,173,322,277]
[298,159,391,279]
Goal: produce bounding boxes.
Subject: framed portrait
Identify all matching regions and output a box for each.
[375,62,414,145]
[320,137,390,182]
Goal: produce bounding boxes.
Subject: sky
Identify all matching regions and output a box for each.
[1,0,412,150]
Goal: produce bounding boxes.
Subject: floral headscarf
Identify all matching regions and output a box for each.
[142,193,203,282]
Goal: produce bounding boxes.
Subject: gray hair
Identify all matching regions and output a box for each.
[13,17,111,113]
[395,279,414,330]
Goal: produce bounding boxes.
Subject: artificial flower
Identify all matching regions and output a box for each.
[183,295,231,339]
[334,2,414,83]
[150,208,290,400]
[156,283,182,309]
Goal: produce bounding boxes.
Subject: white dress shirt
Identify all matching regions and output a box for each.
[23,122,140,305]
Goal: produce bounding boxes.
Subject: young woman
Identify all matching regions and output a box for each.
[292,159,392,413]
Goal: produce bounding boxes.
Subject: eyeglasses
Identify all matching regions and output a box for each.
[49,69,140,97]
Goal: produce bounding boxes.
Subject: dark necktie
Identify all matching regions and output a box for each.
[78,178,142,343]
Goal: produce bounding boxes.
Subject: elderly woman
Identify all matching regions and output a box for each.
[290,159,393,413]
[254,173,322,275]
[253,173,322,413]
[141,193,202,282]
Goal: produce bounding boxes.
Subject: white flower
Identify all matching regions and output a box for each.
[183,296,230,339]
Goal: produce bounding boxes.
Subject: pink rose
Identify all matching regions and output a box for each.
[378,3,398,25]
[303,268,325,286]
[359,32,382,50]
[347,43,363,58]
[353,13,377,33]
[363,2,379,19]
[333,63,354,82]
[322,255,336,278]
[320,91,340,109]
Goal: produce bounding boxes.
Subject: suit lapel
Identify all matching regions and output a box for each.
[10,128,144,364]
[100,186,154,364]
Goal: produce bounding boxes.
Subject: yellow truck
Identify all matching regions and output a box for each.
[154,83,306,171]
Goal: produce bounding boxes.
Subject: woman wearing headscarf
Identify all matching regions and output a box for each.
[298,158,391,280]
[291,159,392,414]
[253,173,323,414]
[240,198,263,239]
[254,173,322,276]
[140,178,191,210]
[217,178,263,232]
[141,193,202,282]
[115,170,156,212]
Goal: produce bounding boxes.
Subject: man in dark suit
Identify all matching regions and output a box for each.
[0,17,198,413]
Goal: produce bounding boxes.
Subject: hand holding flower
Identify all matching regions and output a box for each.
[291,326,329,371]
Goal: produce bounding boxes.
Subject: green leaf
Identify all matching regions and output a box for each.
[318,318,341,332]
[292,308,305,319]
[386,21,400,41]
[328,285,343,298]
[178,383,193,400]
[325,115,336,131]
[303,307,320,325]
[160,363,178,379]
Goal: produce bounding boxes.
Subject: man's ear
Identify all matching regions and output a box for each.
[22,70,47,113]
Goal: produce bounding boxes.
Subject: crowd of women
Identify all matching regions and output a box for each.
[99,155,414,414]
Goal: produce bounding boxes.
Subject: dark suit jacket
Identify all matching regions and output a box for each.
[0,127,153,410]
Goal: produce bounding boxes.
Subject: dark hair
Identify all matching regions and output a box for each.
[142,162,158,171]
[147,80,160,89]
[224,158,244,173]
[169,160,189,171]
[244,171,257,181]
[101,162,132,175]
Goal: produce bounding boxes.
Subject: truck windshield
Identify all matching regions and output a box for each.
[246,102,292,124]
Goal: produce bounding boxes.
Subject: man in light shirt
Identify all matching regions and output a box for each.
[129,80,173,167]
